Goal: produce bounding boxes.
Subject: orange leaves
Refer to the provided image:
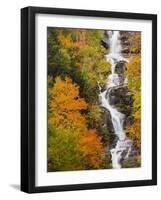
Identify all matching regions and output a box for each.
[79,129,104,169]
[58,30,87,49]
[49,76,87,111]
[58,31,74,48]
[48,76,105,170]
[47,28,109,171]
[48,76,88,131]
[49,76,87,112]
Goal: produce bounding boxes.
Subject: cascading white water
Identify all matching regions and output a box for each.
[99,31,132,169]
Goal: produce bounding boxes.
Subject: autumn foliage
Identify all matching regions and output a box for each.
[47,28,142,171]
[126,32,141,151]
[47,28,111,172]
[79,129,105,169]
[48,76,88,131]
[48,76,105,171]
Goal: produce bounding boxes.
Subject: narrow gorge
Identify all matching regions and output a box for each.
[99,30,136,169]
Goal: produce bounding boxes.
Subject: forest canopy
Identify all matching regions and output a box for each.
[47,28,110,171]
[47,28,141,171]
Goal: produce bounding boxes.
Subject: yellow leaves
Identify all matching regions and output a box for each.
[58,29,87,49]
[126,120,141,149]
[48,127,84,171]
[48,76,88,131]
[126,34,141,119]
[126,54,141,125]
[49,76,88,111]
[58,30,87,49]
[88,105,101,124]
[47,28,109,171]
[127,55,141,77]
[135,155,141,163]
[58,31,74,48]
[74,30,87,48]
[129,32,141,54]
[96,60,111,74]
[126,55,141,91]
[79,129,104,168]
[48,75,106,170]
[126,32,141,152]
[133,91,141,120]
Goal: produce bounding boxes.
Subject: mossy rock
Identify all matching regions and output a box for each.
[122,157,141,168]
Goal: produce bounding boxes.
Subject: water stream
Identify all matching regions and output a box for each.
[99,31,132,169]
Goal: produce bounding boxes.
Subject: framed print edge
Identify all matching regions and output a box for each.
[21,7,36,193]
[21,6,157,193]
[152,14,157,186]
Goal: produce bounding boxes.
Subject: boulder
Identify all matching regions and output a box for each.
[102,108,114,134]
[107,86,133,129]
[121,47,130,54]
[115,61,126,74]
[108,86,133,106]
[101,38,109,49]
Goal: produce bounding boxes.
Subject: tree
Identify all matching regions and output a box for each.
[47,28,111,171]
[126,32,141,151]
[47,28,111,104]
[48,127,83,171]
[48,76,106,171]
[79,129,105,169]
[48,76,88,132]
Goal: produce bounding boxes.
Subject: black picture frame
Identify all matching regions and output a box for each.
[21,6,157,193]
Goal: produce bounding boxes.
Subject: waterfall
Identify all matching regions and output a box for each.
[99,31,132,169]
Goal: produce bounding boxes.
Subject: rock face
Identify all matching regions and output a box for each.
[108,86,133,107]
[102,108,114,133]
[115,61,126,74]
[101,38,110,49]
[107,86,133,129]
[101,31,110,49]
[100,108,119,150]
[99,30,140,169]
[100,31,134,134]
[120,31,131,55]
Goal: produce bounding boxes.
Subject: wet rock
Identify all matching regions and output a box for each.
[118,74,125,84]
[119,31,131,55]
[117,106,132,116]
[103,108,114,134]
[108,95,117,105]
[107,86,133,129]
[121,47,130,54]
[123,40,130,46]
[109,85,127,95]
[124,115,134,127]
[115,61,126,74]
[101,38,109,49]
[108,86,133,106]
[120,35,128,41]
[109,135,119,149]
[120,31,131,39]
[125,93,133,104]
